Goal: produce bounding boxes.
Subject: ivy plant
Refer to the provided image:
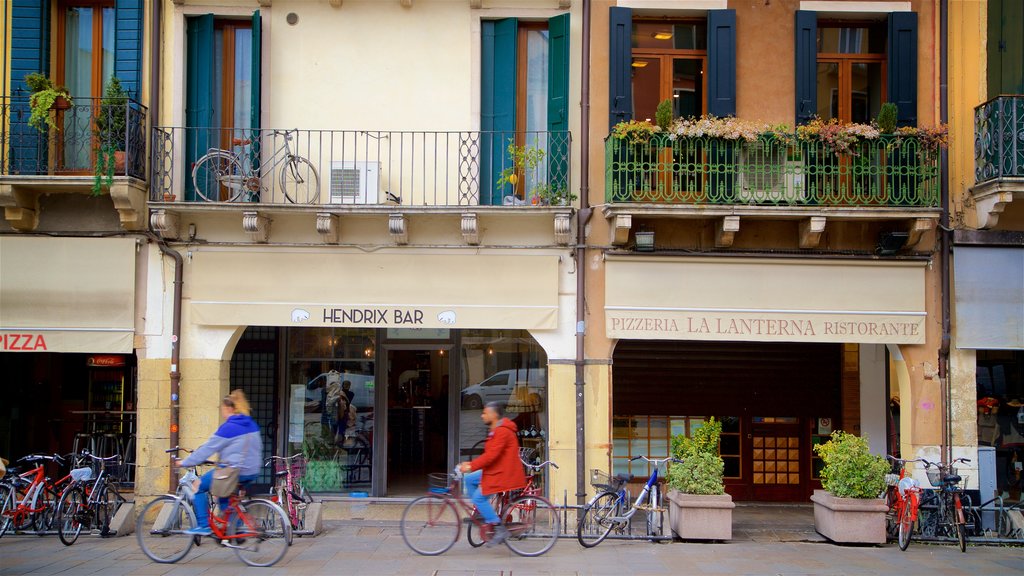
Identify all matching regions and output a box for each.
[812,430,889,499]
[668,417,725,495]
[24,73,72,133]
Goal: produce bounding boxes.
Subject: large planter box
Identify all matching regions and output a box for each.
[810,489,888,544]
[666,488,735,541]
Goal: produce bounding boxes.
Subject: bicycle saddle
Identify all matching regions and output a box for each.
[614,473,633,482]
[943,474,961,484]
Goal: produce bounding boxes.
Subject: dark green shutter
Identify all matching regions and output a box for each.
[10,0,50,174]
[480,18,517,205]
[547,12,570,192]
[794,10,817,125]
[706,10,736,117]
[988,0,1024,96]
[186,14,215,201]
[608,6,632,129]
[887,12,918,127]
[114,0,143,98]
[250,10,262,173]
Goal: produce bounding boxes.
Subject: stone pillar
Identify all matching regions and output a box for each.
[950,347,979,489]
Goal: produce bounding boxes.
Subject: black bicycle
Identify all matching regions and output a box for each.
[56,452,125,545]
[916,457,972,553]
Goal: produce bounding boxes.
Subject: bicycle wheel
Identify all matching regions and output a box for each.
[954,494,968,553]
[135,495,196,563]
[0,483,14,538]
[897,494,915,551]
[35,485,60,535]
[97,483,124,536]
[504,495,559,557]
[577,491,620,548]
[400,495,459,556]
[57,486,87,546]
[192,151,246,202]
[466,494,504,548]
[646,484,664,538]
[279,156,320,204]
[230,499,292,567]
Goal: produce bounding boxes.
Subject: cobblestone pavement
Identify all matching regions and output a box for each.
[1,518,1021,576]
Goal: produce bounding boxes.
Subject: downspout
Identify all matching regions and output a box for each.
[938,0,952,463]
[575,0,593,505]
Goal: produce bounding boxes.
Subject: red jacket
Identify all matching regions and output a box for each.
[468,418,527,495]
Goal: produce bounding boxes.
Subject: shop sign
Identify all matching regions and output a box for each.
[87,355,126,367]
[0,333,48,351]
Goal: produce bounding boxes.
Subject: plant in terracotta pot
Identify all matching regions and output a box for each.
[810,430,890,544]
[496,140,546,201]
[665,417,735,541]
[93,77,129,195]
[24,72,72,133]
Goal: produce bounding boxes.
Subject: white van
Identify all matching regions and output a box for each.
[460,368,546,410]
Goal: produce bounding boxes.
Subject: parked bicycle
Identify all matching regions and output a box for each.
[916,457,973,552]
[191,129,320,203]
[266,453,312,532]
[0,454,67,537]
[884,455,925,551]
[577,455,681,548]
[400,466,559,557]
[135,447,292,567]
[55,452,126,545]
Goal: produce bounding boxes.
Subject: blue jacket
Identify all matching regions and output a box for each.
[181,414,263,477]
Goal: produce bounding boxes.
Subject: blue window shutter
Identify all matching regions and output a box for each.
[707,9,736,117]
[888,12,918,127]
[186,14,215,201]
[608,6,632,130]
[480,18,517,205]
[794,10,817,125]
[547,12,570,191]
[114,0,143,98]
[10,0,50,174]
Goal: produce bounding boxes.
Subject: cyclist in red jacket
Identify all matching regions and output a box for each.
[459,401,527,547]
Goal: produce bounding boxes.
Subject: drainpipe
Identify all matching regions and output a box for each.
[575,0,593,505]
[938,0,952,463]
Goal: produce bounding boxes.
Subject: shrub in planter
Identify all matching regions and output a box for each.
[810,430,890,544]
[666,417,734,540]
[93,77,129,195]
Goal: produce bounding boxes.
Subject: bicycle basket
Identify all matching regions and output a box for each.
[428,472,452,494]
[590,469,614,490]
[925,466,958,488]
[884,473,900,487]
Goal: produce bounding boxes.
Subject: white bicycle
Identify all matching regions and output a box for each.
[191,129,319,203]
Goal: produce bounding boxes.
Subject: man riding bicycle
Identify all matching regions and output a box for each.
[458,402,526,547]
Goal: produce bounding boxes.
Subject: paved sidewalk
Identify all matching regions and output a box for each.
[1,519,1021,576]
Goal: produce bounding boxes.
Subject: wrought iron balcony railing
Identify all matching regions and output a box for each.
[605,134,940,207]
[151,127,571,207]
[975,95,1024,185]
[0,96,147,180]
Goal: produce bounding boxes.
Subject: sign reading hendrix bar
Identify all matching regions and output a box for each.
[605,256,928,345]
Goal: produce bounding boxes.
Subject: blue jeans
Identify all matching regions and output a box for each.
[464,469,500,524]
[194,469,259,529]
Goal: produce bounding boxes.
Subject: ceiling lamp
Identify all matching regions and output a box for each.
[631,60,649,68]
[653,31,672,40]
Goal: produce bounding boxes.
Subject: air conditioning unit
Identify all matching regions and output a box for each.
[736,142,805,204]
[330,161,380,204]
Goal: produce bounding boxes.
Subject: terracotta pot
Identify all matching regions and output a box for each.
[51,95,72,111]
[666,488,734,541]
[114,150,126,173]
[162,193,176,202]
[811,489,888,544]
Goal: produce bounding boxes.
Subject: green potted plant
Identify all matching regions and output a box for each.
[530,183,577,206]
[496,140,546,201]
[302,433,341,493]
[665,417,735,541]
[810,430,890,544]
[876,102,898,134]
[93,77,129,195]
[24,72,72,133]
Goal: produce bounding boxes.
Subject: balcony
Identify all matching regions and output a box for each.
[603,132,941,248]
[0,96,148,231]
[149,127,573,245]
[972,95,1024,228]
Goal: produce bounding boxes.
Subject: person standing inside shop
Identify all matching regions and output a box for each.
[458,402,526,547]
[176,389,263,536]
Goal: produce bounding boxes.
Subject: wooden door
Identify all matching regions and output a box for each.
[748,417,805,501]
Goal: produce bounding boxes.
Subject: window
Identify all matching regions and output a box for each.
[612,415,740,479]
[630,20,707,121]
[815,24,886,123]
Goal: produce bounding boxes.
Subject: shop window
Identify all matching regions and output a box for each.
[285,328,376,493]
[459,329,548,491]
[976,350,1024,502]
[613,415,740,479]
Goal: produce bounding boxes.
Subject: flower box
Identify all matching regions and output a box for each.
[666,489,734,541]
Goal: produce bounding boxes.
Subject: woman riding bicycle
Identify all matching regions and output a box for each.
[175,389,263,536]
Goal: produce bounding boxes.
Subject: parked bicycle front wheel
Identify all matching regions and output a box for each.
[135,495,196,563]
[230,499,292,567]
[897,495,915,551]
[954,493,968,553]
[57,486,87,546]
[279,156,320,204]
[646,484,664,538]
[0,483,15,537]
[504,495,559,557]
[192,151,246,202]
[577,491,620,548]
[400,495,459,556]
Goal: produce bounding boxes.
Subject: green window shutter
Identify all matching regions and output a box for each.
[547,12,570,191]
[887,12,918,127]
[186,14,215,201]
[480,18,517,205]
[988,0,1024,96]
[706,9,736,117]
[608,6,632,130]
[114,0,143,98]
[251,10,261,135]
[794,10,817,125]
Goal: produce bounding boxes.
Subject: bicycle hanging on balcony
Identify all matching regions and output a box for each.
[191,129,320,203]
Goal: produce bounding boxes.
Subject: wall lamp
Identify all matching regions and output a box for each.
[876,231,909,256]
[635,230,655,252]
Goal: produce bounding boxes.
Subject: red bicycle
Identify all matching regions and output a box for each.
[885,455,925,550]
[466,452,558,548]
[0,454,69,536]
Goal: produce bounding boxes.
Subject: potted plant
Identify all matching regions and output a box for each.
[24,72,72,133]
[530,183,577,206]
[665,417,735,541]
[93,77,129,195]
[496,140,546,202]
[810,430,890,544]
[302,433,341,493]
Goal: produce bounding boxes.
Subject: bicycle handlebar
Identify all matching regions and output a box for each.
[629,456,683,465]
[525,460,559,470]
[918,457,972,468]
[80,452,121,462]
[18,453,65,465]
